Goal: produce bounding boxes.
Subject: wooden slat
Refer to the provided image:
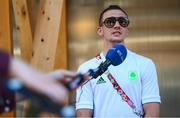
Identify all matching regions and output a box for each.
[0,0,14,117]
[12,0,33,62]
[31,0,66,71]
[54,0,67,69]
[26,0,40,36]
[0,0,13,53]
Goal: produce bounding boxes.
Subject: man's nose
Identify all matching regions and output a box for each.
[114,21,121,29]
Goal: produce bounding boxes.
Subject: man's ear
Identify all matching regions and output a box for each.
[97,27,103,36]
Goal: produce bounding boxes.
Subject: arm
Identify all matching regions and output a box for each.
[75,63,94,117]
[141,59,161,117]
[143,102,160,117]
[10,58,69,105]
[76,109,93,117]
[0,50,70,105]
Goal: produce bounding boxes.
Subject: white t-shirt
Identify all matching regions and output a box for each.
[76,50,161,118]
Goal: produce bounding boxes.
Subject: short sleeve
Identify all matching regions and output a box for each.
[0,50,10,78]
[76,64,94,110]
[141,59,161,104]
[76,82,94,110]
[0,50,15,113]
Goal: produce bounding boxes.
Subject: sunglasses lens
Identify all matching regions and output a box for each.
[104,17,116,28]
[118,17,129,27]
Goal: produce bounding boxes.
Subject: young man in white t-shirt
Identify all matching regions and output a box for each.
[76,5,161,117]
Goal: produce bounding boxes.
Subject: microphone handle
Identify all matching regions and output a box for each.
[89,59,112,78]
[65,73,84,90]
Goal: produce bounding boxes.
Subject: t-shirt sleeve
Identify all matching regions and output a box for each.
[76,65,94,110]
[0,50,15,113]
[141,59,161,104]
[0,50,10,78]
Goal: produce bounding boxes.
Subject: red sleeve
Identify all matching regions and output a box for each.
[0,50,15,113]
[0,50,10,78]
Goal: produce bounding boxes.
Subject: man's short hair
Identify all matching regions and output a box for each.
[99,5,128,26]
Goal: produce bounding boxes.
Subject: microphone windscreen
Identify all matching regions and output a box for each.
[106,44,127,66]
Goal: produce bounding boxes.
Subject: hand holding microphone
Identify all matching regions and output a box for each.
[61,44,127,90]
[5,44,127,116]
[33,44,127,91]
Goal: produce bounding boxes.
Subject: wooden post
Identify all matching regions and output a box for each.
[12,0,33,62]
[26,0,40,37]
[11,0,67,116]
[0,0,13,52]
[0,0,15,117]
[31,0,67,71]
[54,0,67,70]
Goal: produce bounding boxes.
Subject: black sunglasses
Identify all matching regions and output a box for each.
[102,17,130,28]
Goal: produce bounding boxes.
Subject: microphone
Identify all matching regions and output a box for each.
[89,44,127,78]
[65,44,127,89]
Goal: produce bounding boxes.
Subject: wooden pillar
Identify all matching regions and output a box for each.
[0,0,15,117]
[26,0,40,37]
[54,0,67,70]
[31,0,67,71]
[12,0,33,62]
[11,0,67,116]
[0,0,13,52]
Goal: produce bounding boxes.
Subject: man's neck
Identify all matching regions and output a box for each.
[103,41,125,53]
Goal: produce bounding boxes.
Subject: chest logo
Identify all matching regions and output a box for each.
[96,77,106,84]
[128,71,137,80]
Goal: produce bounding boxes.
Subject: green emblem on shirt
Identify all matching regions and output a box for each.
[96,77,106,84]
[128,71,137,80]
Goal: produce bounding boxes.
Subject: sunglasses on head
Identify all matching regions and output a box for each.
[102,17,129,28]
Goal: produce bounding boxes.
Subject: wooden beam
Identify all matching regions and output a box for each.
[12,0,33,62]
[54,0,67,70]
[0,0,13,53]
[31,0,67,71]
[26,0,40,36]
[0,0,15,117]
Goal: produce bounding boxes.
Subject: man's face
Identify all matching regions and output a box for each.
[98,9,129,44]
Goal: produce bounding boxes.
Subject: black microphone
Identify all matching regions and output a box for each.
[64,44,127,89]
[89,44,127,79]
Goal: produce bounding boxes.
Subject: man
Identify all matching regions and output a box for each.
[76,5,161,117]
[0,49,79,114]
